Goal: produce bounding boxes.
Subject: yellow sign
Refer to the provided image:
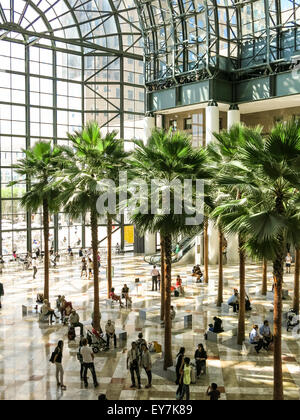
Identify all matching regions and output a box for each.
[124,226,134,244]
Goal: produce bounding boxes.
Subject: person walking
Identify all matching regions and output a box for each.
[286,252,292,274]
[53,340,67,390]
[179,357,191,400]
[32,257,38,279]
[175,347,185,385]
[151,265,160,291]
[80,338,99,388]
[81,257,87,278]
[0,281,4,308]
[207,383,221,400]
[127,342,141,389]
[141,344,152,388]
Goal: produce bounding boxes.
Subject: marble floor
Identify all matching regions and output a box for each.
[0,253,299,400]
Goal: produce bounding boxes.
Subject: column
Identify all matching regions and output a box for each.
[226,104,240,264]
[206,101,219,264]
[227,104,240,130]
[205,101,219,145]
[144,232,157,255]
[143,115,155,144]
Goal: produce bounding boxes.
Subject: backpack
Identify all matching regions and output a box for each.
[49,350,56,364]
[68,327,76,341]
[77,348,83,363]
[174,290,179,297]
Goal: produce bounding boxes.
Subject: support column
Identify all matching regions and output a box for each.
[143,115,155,144]
[205,101,219,145]
[144,232,156,255]
[206,102,219,264]
[227,104,240,265]
[227,104,240,130]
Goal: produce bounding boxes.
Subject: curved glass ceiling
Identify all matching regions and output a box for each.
[0,0,143,58]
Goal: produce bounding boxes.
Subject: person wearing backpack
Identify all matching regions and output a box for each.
[52,340,66,390]
[179,357,191,400]
[136,332,147,357]
[0,281,4,308]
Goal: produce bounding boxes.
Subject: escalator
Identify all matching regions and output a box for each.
[144,235,197,266]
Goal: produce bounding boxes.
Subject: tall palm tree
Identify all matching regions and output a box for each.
[10,141,70,300]
[262,258,268,296]
[129,129,212,369]
[214,120,300,400]
[60,122,128,331]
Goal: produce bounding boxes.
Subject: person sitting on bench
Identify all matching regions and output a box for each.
[259,320,273,350]
[227,291,239,313]
[192,265,204,283]
[176,275,185,295]
[213,317,224,333]
[109,288,124,308]
[70,309,84,337]
[41,299,59,323]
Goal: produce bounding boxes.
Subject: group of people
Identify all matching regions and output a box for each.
[109,285,132,308]
[249,321,273,353]
[227,289,252,313]
[192,265,204,283]
[175,346,220,400]
[80,249,101,279]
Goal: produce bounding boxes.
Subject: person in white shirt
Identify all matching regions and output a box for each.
[227,291,239,313]
[105,320,117,348]
[151,265,160,291]
[80,338,99,388]
[249,325,268,354]
[32,257,38,279]
[285,252,292,273]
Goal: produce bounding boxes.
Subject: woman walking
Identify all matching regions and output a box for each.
[81,257,87,278]
[53,340,67,390]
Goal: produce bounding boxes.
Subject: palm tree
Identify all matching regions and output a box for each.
[262,258,268,296]
[60,122,128,331]
[10,141,70,300]
[214,120,300,400]
[129,129,212,369]
[293,248,300,314]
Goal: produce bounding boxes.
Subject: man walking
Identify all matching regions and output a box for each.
[127,342,141,389]
[80,338,99,388]
[0,281,4,308]
[151,265,160,291]
[32,257,38,279]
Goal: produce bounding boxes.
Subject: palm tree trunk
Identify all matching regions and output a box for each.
[91,207,100,332]
[107,215,112,298]
[160,236,165,322]
[43,199,50,301]
[237,235,245,345]
[204,218,209,284]
[262,258,268,296]
[293,248,300,315]
[163,233,173,370]
[273,195,285,401]
[217,227,223,307]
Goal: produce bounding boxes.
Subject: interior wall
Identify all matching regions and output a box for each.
[241,106,300,133]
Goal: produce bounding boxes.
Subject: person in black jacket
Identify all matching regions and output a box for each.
[194,343,207,377]
[0,282,4,308]
[213,317,224,333]
[175,347,185,385]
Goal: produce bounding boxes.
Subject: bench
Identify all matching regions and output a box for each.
[195,295,204,306]
[173,313,192,328]
[139,306,160,320]
[242,341,257,355]
[245,283,257,295]
[207,328,237,343]
[266,289,289,300]
[221,303,233,314]
[22,304,38,317]
[166,365,176,382]
[115,328,127,342]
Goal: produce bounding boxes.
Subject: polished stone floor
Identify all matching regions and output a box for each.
[0,253,299,400]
